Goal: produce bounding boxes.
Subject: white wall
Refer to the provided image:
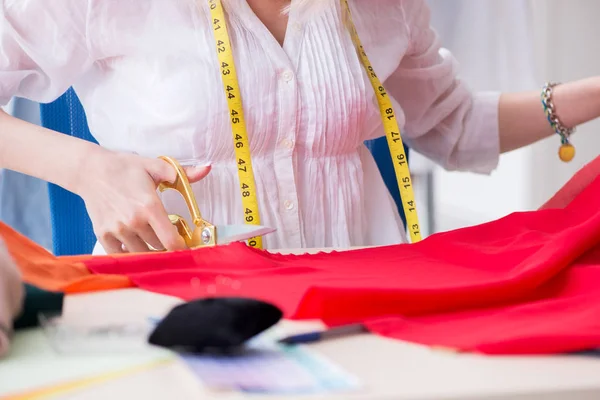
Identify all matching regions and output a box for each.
[427,0,600,233]
[427,0,537,232]
[530,0,600,206]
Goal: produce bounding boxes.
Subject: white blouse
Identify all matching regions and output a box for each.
[0,0,500,251]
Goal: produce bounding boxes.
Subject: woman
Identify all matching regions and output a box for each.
[0,238,23,358]
[0,0,599,254]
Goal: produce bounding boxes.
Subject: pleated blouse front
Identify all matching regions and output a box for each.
[0,0,500,251]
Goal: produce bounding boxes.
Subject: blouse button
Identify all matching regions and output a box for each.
[281,70,294,82]
[284,200,295,210]
[281,139,294,149]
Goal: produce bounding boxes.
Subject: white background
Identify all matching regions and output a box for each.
[423,0,600,234]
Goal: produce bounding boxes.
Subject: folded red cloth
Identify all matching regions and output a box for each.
[83,170,600,354]
[366,245,600,354]
[6,155,599,355]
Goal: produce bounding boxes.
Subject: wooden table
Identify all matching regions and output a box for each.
[2,288,600,400]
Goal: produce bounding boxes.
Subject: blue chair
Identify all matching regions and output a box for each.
[364,137,409,227]
[40,89,409,256]
[39,88,98,256]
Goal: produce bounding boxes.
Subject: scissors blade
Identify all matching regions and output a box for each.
[215,224,276,244]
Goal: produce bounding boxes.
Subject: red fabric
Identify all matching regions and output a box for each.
[367,246,600,354]
[541,155,600,210]
[83,169,600,355]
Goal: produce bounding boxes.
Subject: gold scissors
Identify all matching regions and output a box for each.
[157,156,275,248]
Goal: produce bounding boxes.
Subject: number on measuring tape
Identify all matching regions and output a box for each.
[208,0,263,249]
[341,0,422,243]
[207,0,422,245]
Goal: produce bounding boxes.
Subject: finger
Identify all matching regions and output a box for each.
[146,159,211,185]
[146,158,176,184]
[100,235,126,255]
[148,209,187,252]
[136,224,165,251]
[117,231,151,254]
[136,194,187,251]
[184,165,211,183]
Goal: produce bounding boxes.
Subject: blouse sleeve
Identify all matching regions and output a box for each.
[0,0,92,106]
[385,0,501,174]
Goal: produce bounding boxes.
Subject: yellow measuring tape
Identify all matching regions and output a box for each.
[4,358,174,400]
[208,0,263,249]
[340,0,421,243]
[207,0,422,244]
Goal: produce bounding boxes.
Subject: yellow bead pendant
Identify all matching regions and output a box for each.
[559,143,575,162]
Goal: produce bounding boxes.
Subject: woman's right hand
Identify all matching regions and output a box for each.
[76,150,211,254]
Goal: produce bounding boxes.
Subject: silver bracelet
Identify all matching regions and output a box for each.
[541,82,576,162]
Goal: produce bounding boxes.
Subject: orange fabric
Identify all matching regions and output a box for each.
[0,223,132,294]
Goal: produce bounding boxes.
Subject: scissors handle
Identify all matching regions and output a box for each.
[157,156,216,247]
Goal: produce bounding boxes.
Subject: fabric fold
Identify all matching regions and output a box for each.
[80,174,600,354]
[6,156,600,355]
